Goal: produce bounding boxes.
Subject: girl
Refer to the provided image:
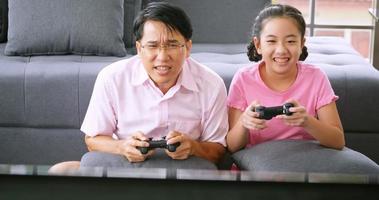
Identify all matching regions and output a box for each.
[226,4,345,156]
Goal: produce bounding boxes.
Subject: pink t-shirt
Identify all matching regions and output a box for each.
[81,56,228,146]
[227,62,338,147]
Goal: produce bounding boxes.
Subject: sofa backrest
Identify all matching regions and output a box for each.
[1,0,270,49]
[124,0,143,49]
[145,0,270,44]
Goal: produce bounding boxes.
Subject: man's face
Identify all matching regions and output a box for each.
[136,20,192,93]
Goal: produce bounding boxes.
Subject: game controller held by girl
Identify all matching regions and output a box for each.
[252,103,294,120]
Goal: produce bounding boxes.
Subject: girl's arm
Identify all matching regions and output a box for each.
[227,103,267,153]
[226,107,249,153]
[304,102,345,149]
[280,101,345,150]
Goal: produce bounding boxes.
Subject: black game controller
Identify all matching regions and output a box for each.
[138,138,181,154]
[252,103,294,120]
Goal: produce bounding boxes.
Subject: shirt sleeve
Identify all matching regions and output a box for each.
[199,77,228,147]
[227,69,248,111]
[80,70,117,137]
[315,69,339,110]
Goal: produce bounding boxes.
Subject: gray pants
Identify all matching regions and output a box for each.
[80,149,217,170]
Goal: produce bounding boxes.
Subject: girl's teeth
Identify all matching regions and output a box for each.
[156,66,169,70]
[275,58,289,62]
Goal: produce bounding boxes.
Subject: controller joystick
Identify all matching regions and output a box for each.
[138,138,181,154]
[253,103,294,120]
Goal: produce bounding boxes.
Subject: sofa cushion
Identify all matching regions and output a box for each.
[5,0,126,56]
[232,140,379,174]
[0,127,87,165]
[0,0,7,43]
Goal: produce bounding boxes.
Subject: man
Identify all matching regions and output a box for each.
[81,1,228,169]
[50,2,228,171]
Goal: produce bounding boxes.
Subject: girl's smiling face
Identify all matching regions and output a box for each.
[254,17,305,75]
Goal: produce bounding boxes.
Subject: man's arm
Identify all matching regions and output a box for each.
[85,132,152,162]
[177,73,228,163]
[165,132,225,163]
[190,140,226,163]
[85,135,122,154]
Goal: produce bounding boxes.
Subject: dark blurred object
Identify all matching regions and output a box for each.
[0,0,8,42]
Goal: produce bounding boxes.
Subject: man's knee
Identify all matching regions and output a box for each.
[81,151,126,168]
[80,151,218,170]
[48,161,80,175]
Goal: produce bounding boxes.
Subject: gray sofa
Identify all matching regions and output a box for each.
[1,0,379,170]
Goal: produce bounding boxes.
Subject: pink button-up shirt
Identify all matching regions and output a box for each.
[81,56,228,146]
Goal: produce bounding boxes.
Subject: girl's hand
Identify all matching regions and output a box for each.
[277,100,309,127]
[241,101,267,130]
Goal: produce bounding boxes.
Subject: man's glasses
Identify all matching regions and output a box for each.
[141,42,185,54]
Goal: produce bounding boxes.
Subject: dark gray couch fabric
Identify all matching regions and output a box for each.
[233,140,379,174]
[0,1,379,171]
[145,0,269,44]
[81,150,218,170]
[5,0,127,56]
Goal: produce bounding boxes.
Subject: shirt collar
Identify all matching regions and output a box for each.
[131,58,150,86]
[177,58,199,92]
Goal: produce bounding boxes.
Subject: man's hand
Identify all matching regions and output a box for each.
[118,131,154,162]
[165,131,194,160]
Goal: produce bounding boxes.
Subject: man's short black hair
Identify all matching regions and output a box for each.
[133,2,193,41]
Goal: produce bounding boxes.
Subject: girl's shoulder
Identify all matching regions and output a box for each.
[235,62,260,77]
[298,62,327,78]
